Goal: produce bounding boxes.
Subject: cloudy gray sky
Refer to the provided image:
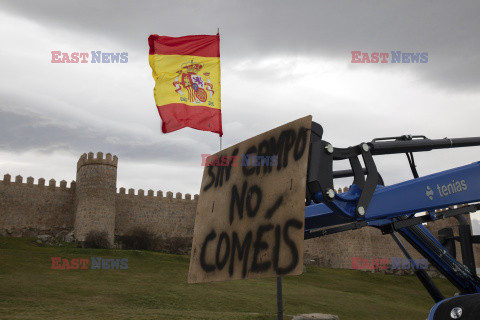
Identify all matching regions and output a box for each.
[1,0,480,230]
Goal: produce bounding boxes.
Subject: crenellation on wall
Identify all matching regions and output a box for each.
[49,179,56,190]
[114,187,196,202]
[77,151,118,172]
[0,175,76,191]
[3,174,11,183]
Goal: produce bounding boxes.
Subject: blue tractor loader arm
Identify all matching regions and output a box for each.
[304,121,480,319]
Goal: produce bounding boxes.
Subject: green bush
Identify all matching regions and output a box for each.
[84,230,110,249]
[121,227,155,250]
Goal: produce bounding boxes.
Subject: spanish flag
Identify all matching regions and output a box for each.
[148,34,223,136]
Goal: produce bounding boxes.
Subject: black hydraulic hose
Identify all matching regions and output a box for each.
[391,232,445,302]
[399,224,480,293]
[370,137,480,155]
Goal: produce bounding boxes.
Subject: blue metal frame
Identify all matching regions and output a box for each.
[305,161,480,294]
[307,162,480,225]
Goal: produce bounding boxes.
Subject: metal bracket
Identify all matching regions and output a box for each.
[379,204,480,235]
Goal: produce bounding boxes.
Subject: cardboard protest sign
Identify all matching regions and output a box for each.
[188,116,312,283]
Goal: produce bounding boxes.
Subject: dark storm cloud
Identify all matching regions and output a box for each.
[0,106,202,165]
[1,0,480,90]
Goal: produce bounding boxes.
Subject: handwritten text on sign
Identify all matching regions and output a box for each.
[188,116,312,283]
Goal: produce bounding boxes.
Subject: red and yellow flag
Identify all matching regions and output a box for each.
[148,34,222,136]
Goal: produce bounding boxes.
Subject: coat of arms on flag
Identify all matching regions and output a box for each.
[148,34,223,136]
[173,61,215,106]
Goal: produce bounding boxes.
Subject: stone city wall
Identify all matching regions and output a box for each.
[114,189,197,239]
[0,174,75,237]
[0,153,479,271]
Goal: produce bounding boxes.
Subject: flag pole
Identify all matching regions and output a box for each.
[218,27,222,152]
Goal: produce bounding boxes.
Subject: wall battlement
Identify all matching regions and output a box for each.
[0,173,198,199]
[77,152,118,172]
[1,174,76,191]
[116,187,198,201]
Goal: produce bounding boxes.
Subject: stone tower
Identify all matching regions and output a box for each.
[74,152,118,246]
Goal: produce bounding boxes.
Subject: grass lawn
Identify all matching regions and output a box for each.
[0,237,457,320]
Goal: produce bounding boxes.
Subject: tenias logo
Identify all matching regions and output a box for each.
[437,179,467,197]
[51,51,128,63]
[426,180,468,200]
[351,51,428,63]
